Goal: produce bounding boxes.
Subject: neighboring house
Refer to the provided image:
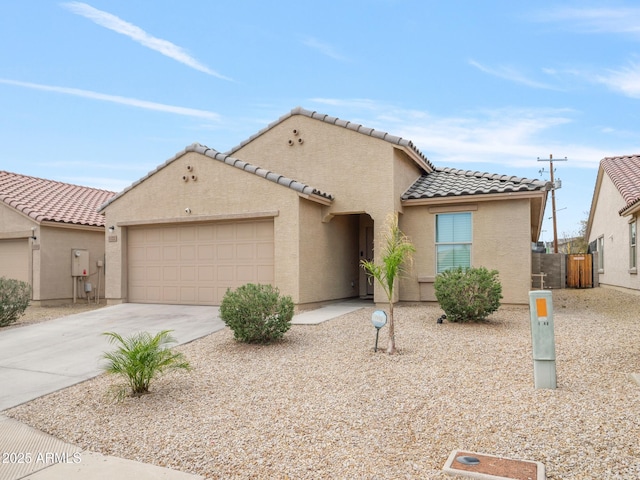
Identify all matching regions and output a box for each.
[99,107,549,306]
[545,236,587,254]
[587,155,640,291]
[0,171,115,305]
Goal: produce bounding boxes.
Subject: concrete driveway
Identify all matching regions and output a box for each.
[0,303,224,411]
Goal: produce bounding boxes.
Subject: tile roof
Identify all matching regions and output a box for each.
[600,155,640,215]
[0,171,115,227]
[226,106,436,171]
[98,143,334,212]
[402,167,550,201]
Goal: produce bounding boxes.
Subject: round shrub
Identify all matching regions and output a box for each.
[220,283,294,343]
[0,277,31,327]
[434,266,502,322]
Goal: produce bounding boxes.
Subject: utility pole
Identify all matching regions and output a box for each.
[538,154,567,254]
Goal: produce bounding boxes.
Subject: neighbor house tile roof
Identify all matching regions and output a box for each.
[226,106,436,171]
[98,143,334,212]
[0,171,115,227]
[402,167,549,201]
[600,155,640,215]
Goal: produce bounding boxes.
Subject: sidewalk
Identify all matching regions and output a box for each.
[0,300,369,480]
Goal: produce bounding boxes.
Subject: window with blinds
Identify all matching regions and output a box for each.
[436,212,472,273]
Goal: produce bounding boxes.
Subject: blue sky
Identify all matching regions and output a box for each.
[2,1,639,240]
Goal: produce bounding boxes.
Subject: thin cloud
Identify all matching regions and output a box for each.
[0,78,220,120]
[596,61,640,98]
[303,37,348,61]
[307,99,607,169]
[38,160,152,171]
[62,2,231,80]
[532,7,640,38]
[469,60,557,90]
[61,175,132,192]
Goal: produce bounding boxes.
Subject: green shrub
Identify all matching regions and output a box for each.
[434,266,503,322]
[220,283,294,344]
[102,330,191,400]
[0,277,31,327]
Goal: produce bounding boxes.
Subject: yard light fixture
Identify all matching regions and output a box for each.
[371,310,387,352]
[108,226,115,233]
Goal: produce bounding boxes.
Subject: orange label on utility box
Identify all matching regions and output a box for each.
[536,297,548,318]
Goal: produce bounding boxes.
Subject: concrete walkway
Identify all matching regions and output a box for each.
[0,300,369,480]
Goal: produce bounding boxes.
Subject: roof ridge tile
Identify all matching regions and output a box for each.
[223,107,436,171]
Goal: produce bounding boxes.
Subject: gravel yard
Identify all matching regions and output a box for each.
[5,288,640,479]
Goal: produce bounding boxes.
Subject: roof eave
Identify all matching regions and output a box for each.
[620,201,640,217]
[393,145,433,173]
[40,220,105,231]
[585,166,604,240]
[401,189,547,206]
[298,192,333,206]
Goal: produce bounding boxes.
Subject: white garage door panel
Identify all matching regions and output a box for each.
[128,220,274,305]
[0,239,29,283]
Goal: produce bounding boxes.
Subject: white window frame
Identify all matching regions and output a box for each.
[435,212,472,274]
[630,220,637,273]
[597,235,604,273]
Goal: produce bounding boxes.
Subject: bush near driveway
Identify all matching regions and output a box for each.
[220,283,294,344]
[0,277,31,327]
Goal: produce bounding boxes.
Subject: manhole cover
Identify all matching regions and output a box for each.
[443,450,545,480]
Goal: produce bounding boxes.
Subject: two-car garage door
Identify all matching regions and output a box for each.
[128,219,274,305]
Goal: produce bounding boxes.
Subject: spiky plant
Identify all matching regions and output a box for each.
[102,330,190,399]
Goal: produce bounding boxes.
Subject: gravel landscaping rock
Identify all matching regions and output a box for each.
[4,288,640,479]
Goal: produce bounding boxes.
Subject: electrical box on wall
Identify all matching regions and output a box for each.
[71,249,89,277]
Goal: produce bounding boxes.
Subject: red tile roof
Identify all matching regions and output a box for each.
[0,171,115,227]
[601,155,640,215]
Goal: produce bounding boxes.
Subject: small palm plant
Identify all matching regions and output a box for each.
[102,330,191,399]
[360,214,415,355]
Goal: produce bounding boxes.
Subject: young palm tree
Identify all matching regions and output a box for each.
[102,330,191,399]
[360,214,415,354]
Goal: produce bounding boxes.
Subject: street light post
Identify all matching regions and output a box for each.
[538,154,567,254]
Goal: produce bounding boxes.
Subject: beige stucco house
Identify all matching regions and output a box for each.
[587,155,640,291]
[99,107,549,307]
[0,171,115,305]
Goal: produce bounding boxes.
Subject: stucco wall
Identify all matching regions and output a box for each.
[232,115,422,303]
[38,225,106,303]
[0,204,35,234]
[400,198,533,304]
[0,204,106,304]
[103,150,302,303]
[0,204,36,286]
[588,173,639,290]
[232,116,397,215]
[298,200,360,305]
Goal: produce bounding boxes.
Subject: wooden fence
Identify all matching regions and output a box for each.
[566,254,593,288]
[532,253,598,289]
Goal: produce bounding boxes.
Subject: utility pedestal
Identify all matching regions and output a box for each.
[529,290,557,389]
